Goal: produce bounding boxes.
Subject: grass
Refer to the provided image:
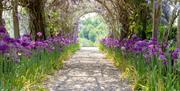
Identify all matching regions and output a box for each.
[99,44,180,91]
[0,44,80,91]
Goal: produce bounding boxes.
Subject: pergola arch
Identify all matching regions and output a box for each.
[24,0,135,39]
[50,0,111,38]
[72,10,107,30]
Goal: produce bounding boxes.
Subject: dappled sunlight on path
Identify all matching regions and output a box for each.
[44,47,132,91]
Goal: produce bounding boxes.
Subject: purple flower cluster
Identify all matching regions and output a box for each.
[0,26,75,62]
[101,37,120,48]
[172,48,180,60]
[101,36,180,63]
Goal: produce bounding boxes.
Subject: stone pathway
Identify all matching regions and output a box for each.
[44,47,132,91]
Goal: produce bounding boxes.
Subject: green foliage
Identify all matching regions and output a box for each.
[46,11,62,36]
[79,15,108,46]
[0,44,80,90]
[79,38,95,47]
[88,30,96,42]
[168,26,177,40]
[99,44,180,91]
[159,25,177,41]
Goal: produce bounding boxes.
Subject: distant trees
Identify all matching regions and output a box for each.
[79,15,108,46]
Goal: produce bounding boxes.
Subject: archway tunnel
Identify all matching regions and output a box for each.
[0,0,180,90]
[2,0,125,40]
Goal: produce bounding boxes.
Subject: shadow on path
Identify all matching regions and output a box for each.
[44,47,132,91]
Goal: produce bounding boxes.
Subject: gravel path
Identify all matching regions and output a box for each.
[44,47,132,91]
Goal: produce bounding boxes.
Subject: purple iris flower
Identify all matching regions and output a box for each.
[159,54,167,61]
[163,61,168,65]
[0,26,9,38]
[133,40,147,52]
[0,41,9,53]
[0,26,77,62]
[172,48,180,59]
[0,26,6,34]
[3,36,16,44]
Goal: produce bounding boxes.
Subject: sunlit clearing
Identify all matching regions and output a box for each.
[78,13,109,47]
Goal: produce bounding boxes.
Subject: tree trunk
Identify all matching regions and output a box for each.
[177,15,180,48]
[141,19,147,39]
[152,16,159,39]
[12,0,20,38]
[163,7,178,44]
[139,8,147,39]
[152,0,161,39]
[0,0,3,26]
[121,23,129,39]
[120,11,129,39]
[28,0,46,40]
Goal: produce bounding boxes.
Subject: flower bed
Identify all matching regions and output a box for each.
[0,26,80,90]
[100,36,180,91]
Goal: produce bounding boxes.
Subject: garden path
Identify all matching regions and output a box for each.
[44,47,132,91]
